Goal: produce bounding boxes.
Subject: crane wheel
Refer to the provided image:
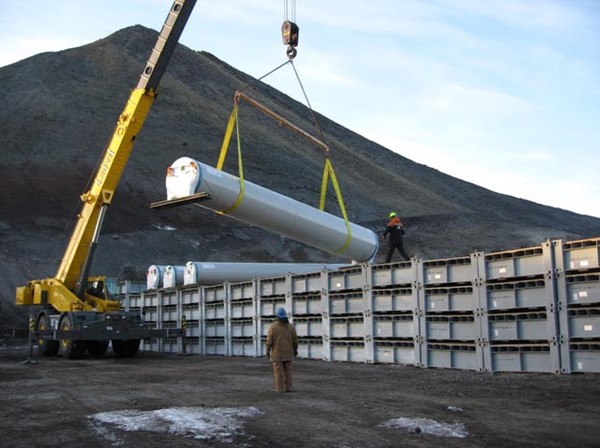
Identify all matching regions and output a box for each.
[36,312,59,356]
[112,339,140,358]
[87,340,110,356]
[58,314,85,359]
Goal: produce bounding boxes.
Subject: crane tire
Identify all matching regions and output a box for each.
[36,312,59,356]
[58,314,85,359]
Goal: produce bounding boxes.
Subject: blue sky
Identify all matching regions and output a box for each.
[1,0,599,218]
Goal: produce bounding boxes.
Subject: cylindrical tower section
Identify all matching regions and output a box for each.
[163,265,186,288]
[146,265,166,290]
[183,261,348,286]
[166,157,379,262]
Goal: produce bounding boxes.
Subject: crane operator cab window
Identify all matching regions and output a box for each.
[86,277,119,300]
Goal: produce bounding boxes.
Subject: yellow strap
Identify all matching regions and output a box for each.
[319,158,352,254]
[216,105,238,170]
[216,104,245,215]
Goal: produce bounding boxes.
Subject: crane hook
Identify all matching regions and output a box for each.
[286,45,297,59]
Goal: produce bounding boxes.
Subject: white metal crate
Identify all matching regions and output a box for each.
[563,238,600,271]
[205,338,227,355]
[204,302,225,319]
[423,286,477,312]
[294,317,323,337]
[371,262,413,287]
[489,344,555,373]
[258,277,286,297]
[426,342,479,370]
[567,342,600,373]
[330,292,364,315]
[566,274,600,306]
[230,319,254,337]
[372,288,414,313]
[423,256,473,285]
[230,299,255,318]
[328,267,364,292]
[205,285,227,302]
[331,316,364,338]
[330,340,366,362]
[373,315,415,338]
[161,305,178,322]
[374,341,416,365]
[485,280,547,311]
[426,315,477,340]
[291,272,322,294]
[231,338,255,356]
[298,338,323,359]
[180,286,201,305]
[205,319,225,337]
[292,294,322,315]
[567,308,600,338]
[259,298,286,317]
[230,281,255,300]
[485,246,547,280]
[161,291,178,306]
[487,312,550,341]
[182,304,200,320]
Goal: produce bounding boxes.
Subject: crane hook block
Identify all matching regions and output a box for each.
[282,20,299,46]
[282,20,299,60]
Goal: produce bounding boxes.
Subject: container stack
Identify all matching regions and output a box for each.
[419,254,485,371]
[367,260,418,365]
[228,281,257,357]
[291,271,325,359]
[325,265,368,362]
[556,238,600,373]
[117,237,600,374]
[204,284,227,355]
[180,285,202,353]
[479,241,561,373]
[256,276,287,357]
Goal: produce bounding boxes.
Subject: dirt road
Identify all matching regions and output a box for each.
[1,343,598,448]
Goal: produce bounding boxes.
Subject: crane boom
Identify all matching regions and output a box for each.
[15,0,197,359]
[58,0,196,292]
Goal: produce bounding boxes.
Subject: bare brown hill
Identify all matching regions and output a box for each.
[0,26,598,326]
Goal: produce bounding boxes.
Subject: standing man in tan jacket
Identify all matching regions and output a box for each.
[266,307,298,392]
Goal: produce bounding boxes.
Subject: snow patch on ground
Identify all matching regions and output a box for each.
[88,406,262,445]
[152,223,177,231]
[379,416,469,438]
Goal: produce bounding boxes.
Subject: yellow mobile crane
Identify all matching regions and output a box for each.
[15,0,198,359]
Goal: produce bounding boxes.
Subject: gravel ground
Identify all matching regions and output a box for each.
[1,343,599,448]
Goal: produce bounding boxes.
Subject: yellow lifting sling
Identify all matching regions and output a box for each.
[215,91,353,255]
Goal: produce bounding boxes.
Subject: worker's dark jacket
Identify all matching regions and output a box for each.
[383,216,405,244]
[266,318,298,362]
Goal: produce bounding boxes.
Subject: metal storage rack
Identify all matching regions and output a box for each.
[366,260,419,366]
[120,237,600,374]
[556,238,600,373]
[479,241,561,373]
[228,281,258,357]
[256,276,287,357]
[418,253,484,370]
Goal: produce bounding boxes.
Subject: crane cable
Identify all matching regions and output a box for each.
[288,63,353,255]
[283,0,296,22]
[282,0,299,59]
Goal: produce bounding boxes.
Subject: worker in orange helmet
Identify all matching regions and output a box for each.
[381,211,410,263]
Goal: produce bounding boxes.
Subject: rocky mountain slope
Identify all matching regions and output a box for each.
[1,26,598,325]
